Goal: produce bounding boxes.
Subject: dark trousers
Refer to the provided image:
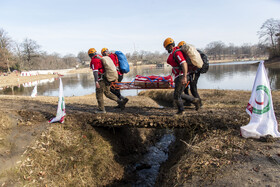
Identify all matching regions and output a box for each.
[174,76,195,112]
[110,74,123,99]
[184,72,200,99]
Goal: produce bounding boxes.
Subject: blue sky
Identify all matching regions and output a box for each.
[1,0,280,56]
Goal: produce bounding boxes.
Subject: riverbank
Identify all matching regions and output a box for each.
[0,88,280,186]
[1,58,276,89]
[0,73,59,88]
[209,57,268,64]
[265,57,280,68]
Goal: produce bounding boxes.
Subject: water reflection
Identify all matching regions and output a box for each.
[268,67,280,90]
[134,132,175,186]
[199,61,259,90]
[0,61,279,97]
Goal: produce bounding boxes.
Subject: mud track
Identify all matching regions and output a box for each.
[0,95,248,129]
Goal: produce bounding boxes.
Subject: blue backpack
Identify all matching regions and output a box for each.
[115,51,130,73]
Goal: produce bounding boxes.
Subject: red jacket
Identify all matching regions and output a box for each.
[90,54,104,80]
[108,53,123,76]
[167,46,186,78]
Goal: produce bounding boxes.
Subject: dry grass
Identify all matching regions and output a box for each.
[180,130,247,184]
[0,112,14,157]
[157,127,252,186]
[139,90,173,102]
[16,123,124,186]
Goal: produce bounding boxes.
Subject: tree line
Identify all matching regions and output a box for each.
[0,18,279,72]
[125,18,280,64]
[0,30,78,72]
[124,42,267,65]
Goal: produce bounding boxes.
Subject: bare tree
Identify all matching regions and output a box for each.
[63,54,78,68]
[12,41,24,70]
[240,43,252,58]
[21,38,40,67]
[77,51,90,64]
[205,41,226,60]
[277,33,280,54]
[0,28,13,72]
[258,18,280,52]
[126,53,131,60]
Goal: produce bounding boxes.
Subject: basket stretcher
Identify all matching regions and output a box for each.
[110,75,176,90]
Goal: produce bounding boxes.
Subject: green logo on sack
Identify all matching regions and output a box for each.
[252,85,271,114]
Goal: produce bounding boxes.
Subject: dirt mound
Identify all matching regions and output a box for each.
[157,129,280,186]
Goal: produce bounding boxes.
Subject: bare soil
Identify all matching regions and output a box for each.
[0,67,280,186]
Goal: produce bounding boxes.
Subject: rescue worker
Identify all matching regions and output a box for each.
[178,41,202,107]
[101,48,128,106]
[88,48,128,113]
[163,38,200,114]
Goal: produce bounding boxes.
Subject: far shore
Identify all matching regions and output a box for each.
[0,58,278,88]
[209,58,266,64]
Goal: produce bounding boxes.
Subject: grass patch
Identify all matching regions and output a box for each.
[16,123,124,186]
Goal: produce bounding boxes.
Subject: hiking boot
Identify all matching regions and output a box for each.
[115,96,128,108]
[199,98,203,107]
[94,109,106,114]
[183,101,192,106]
[114,105,121,109]
[175,110,185,115]
[117,98,129,110]
[119,96,126,100]
[192,98,200,111]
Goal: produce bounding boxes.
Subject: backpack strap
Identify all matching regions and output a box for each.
[112,53,120,71]
[94,54,102,60]
[113,53,119,63]
[93,55,105,78]
[173,49,182,65]
[173,48,192,65]
[172,48,183,75]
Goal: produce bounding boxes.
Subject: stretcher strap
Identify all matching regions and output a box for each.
[136,76,170,83]
[111,75,175,89]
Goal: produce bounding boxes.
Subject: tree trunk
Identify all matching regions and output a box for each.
[7,58,11,72]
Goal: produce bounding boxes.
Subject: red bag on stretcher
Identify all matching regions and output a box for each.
[134,75,174,88]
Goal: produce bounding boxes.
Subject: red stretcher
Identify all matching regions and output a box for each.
[110,75,175,90]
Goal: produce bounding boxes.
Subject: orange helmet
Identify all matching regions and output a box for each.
[163,37,175,48]
[101,48,108,56]
[178,41,186,48]
[88,48,97,55]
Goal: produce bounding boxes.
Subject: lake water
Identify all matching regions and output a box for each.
[1,61,280,97]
